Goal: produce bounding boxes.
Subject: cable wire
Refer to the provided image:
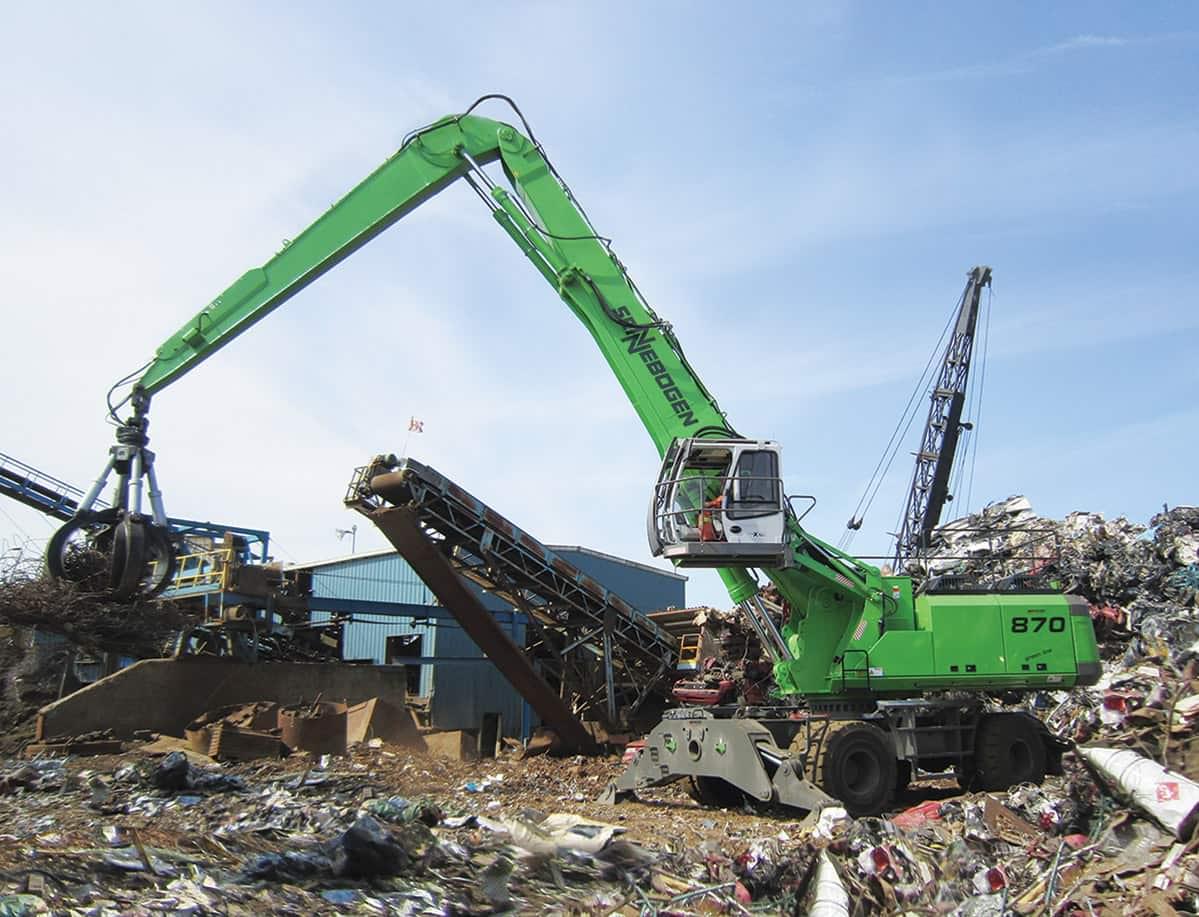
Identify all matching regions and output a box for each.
[103,94,736,449]
[963,285,992,514]
[105,359,153,423]
[0,504,38,544]
[838,297,960,549]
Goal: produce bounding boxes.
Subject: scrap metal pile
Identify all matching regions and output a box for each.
[670,606,777,706]
[0,560,197,662]
[1,727,1197,914]
[653,497,1199,912]
[0,740,877,915]
[913,496,1199,631]
[806,750,1199,914]
[0,746,669,914]
[914,497,1199,774]
[1,497,1198,912]
[0,557,198,751]
[834,495,1199,912]
[0,553,342,747]
[668,587,793,706]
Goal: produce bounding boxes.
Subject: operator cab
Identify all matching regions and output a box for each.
[647,437,790,568]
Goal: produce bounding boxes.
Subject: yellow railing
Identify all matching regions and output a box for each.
[170,545,236,592]
[677,633,702,671]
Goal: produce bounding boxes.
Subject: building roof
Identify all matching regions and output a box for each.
[545,544,687,581]
[287,547,396,570]
[291,543,686,581]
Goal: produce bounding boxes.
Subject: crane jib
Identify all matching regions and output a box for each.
[615,307,698,427]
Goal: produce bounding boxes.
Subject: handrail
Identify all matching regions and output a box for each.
[0,451,91,502]
[169,545,236,592]
[651,471,785,537]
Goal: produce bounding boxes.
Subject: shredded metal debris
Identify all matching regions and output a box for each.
[0,496,1196,912]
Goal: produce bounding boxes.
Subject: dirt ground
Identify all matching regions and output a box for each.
[0,739,1060,915]
[0,744,818,868]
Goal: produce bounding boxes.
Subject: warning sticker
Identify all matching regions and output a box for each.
[1157,782,1181,802]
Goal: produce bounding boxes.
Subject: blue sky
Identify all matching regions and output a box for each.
[1,4,1195,607]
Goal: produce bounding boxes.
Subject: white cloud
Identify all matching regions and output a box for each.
[875,30,1195,85]
[609,118,1199,288]
[1042,34,1130,53]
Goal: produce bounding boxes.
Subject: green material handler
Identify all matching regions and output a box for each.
[48,97,1099,814]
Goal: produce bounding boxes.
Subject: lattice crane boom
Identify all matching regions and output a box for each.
[892,265,991,570]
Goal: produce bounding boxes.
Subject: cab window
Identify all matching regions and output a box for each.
[728,450,779,519]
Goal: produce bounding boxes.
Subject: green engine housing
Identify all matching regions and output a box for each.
[772,569,1102,699]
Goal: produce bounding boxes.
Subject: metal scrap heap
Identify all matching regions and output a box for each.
[913,496,1199,621]
[909,496,1199,758]
[1,498,1198,912]
[678,607,774,698]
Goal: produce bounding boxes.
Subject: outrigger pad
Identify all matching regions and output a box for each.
[769,758,837,812]
[600,714,836,813]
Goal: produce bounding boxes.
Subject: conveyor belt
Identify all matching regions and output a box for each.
[346,456,677,726]
[0,451,91,521]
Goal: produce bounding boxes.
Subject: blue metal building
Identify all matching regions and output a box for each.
[300,546,684,739]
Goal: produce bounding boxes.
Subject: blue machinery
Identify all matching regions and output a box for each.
[0,450,270,601]
[3,447,680,743]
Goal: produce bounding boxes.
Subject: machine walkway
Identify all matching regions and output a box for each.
[346,456,679,737]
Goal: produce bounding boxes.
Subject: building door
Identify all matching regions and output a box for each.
[479,712,502,759]
[385,634,423,697]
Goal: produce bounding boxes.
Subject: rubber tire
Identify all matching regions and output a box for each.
[820,722,897,816]
[688,776,746,808]
[972,713,1047,791]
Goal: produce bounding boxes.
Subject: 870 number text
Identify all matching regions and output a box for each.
[1010,616,1065,633]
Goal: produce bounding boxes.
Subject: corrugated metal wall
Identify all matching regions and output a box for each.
[310,552,435,605]
[306,551,528,730]
[308,553,438,696]
[303,544,684,740]
[426,617,530,740]
[306,611,439,697]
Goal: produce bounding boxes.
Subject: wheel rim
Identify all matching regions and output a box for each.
[844,748,883,798]
[1008,739,1033,779]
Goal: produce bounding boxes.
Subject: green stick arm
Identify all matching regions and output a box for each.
[138,112,732,456]
[134,107,752,604]
[141,114,494,396]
